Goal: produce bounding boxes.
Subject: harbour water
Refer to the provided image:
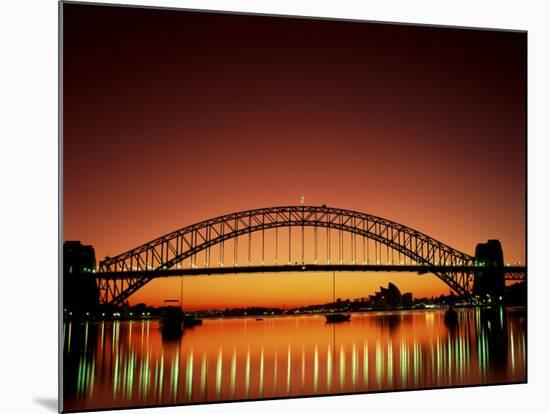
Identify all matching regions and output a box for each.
[63,307,526,411]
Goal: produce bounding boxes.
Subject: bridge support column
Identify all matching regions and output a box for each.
[473,240,505,299]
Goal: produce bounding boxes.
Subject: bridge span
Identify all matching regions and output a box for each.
[95,205,526,305]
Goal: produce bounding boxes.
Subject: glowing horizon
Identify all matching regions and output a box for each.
[62,5,526,309]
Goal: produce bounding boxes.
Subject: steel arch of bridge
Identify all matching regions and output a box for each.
[98,206,477,305]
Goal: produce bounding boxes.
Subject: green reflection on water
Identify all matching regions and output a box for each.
[375,341,383,388]
[400,339,408,387]
[245,347,251,398]
[259,347,265,397]
[363,340,369,387]
[313,344,319,393]
[387,340,393,387]
[326,345,332,391]
[215,347,222,398]
[352,342,358,389]
[230,347,236,397]
[63,310,527,411]
[273,351,278,391]
[200,353,207,399]
[339,344,346,390]
[286,344,291,394]
[185,350,193,401]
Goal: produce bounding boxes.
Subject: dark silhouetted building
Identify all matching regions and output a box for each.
[63,241,99,314]
[473,239,505,298]
[401,292,413,307]
[369,282,413,308]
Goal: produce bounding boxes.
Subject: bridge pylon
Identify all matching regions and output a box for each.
[473,240,505,299]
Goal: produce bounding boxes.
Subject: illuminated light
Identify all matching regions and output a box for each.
[102,313,105,317]
[215,348,223,397]
[229,348,237,397]
[69,312,72,316]
[302,266,306,270]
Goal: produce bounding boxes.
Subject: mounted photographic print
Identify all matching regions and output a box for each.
[60,1,527,412]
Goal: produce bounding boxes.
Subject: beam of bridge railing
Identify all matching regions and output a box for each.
[94,264,527,279]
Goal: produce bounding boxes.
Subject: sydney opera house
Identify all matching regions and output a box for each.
[369,282,413,309]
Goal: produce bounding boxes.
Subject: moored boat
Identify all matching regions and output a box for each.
[325,313,351,323]
[325,271,351,323]
[183,315,203,327]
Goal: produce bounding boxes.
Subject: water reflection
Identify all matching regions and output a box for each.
[63,308,526,411]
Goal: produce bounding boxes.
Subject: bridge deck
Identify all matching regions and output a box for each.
[93,264,526,279]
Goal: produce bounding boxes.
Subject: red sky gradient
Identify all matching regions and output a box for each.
[62,4,526,309]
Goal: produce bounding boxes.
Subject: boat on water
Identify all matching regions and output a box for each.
[325,313,351,323]
[183,315,202,327]
[160,307,202,334]
[325,271,351,323]
[159,307,184,339]
[160,281,202,336]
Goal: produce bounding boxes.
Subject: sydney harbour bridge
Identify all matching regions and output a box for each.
[94,206,526,306]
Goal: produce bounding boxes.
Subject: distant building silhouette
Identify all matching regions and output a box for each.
[369,282,413,308]
[63,241,99,314]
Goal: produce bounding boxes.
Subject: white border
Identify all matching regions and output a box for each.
[1,1,549,413]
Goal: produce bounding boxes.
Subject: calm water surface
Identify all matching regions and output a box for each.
[63,308,526,411]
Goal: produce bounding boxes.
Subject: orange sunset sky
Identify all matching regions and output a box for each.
[62,4,526,309]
